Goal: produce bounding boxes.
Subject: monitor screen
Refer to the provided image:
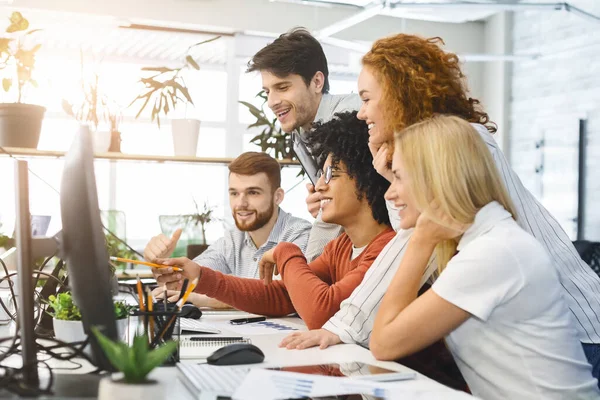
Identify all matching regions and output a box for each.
[60,125,118,370]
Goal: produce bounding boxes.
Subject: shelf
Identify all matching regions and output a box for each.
[0,147,300,166]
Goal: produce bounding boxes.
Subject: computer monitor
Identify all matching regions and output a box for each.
[59,125,118,370]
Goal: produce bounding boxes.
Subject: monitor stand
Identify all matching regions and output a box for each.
[14,159,59,388]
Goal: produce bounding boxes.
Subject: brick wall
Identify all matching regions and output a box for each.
[510,0,600,240]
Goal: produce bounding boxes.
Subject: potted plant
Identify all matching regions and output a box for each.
[159,199,217,258]
[46,292,132,346]
[239,90,295,160]
[0,11,45,148]
[107,104,122,152]
[61,54,112,152]
[93,327,177,400]
[129,36,219,156]
[0,222,14,252]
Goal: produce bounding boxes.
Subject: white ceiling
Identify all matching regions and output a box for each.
[277,0,500,23]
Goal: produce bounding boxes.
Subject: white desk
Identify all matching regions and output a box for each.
[155,313,472,399]
[0,308,472,399]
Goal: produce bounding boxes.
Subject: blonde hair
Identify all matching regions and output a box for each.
[394,115,517,272]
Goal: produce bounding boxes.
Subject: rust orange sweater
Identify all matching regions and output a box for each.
[193,228,395,329]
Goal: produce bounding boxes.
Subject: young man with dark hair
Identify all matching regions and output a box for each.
[248,27,362,261]
[157,112,395,328]
[146,152,311,307]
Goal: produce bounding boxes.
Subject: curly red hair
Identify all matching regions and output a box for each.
[362,34,496,142]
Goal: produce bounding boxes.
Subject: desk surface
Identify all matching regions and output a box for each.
[0,310,471,399]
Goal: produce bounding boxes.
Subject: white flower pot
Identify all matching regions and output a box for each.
[98,375,164,400]
[93,130,112,153]
[53,319,86,344]
[54,317,130,346]
[171,118,200,156]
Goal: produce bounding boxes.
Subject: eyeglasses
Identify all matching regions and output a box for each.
[316,165,347,184]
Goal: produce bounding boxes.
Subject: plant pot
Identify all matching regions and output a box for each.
[171,118,200,156]
[54,318,130,346]
[53,319,86,344]
[109,130,121,152]
[93,130,112,153]
[187,244,209,259]
[98,375,164,400]
[0,103,45,148]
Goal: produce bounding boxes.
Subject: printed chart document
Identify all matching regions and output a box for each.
[232,369,475,400]
[209,318,306,336]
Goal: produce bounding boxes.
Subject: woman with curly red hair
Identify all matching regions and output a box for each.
[358,34,495,182]
[281,33,600,390]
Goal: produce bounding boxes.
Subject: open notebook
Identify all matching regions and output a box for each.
[179,337,252,359]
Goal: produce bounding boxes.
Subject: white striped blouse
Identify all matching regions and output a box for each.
[323,123,600,345]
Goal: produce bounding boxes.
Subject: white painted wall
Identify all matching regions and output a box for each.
[482,12,513,155]
[510,0,600,240]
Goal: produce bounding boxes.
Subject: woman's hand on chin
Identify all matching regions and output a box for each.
[279,329,342,350]
[414,201,470,246]
[368,142,393,183]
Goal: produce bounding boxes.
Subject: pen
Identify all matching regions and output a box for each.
[109,256,183,272]
[230,316,267,325]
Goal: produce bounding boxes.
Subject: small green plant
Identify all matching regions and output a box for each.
[129,36,219,128]
[106,232,138,272]
[239,90,294,160]
[0,11,42,103]
[0,222,13,250]
[46,292,81,321]
[46,291,132,321]
[185,198,216,246]
[92,327,177,384]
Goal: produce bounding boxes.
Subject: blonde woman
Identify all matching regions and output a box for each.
[371,115,599,400]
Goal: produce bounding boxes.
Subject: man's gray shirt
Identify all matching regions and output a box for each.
[299,93,362,262]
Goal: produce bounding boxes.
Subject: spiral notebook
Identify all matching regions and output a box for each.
[179,336,252,359]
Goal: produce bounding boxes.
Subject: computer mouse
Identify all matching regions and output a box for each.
[178,304,203,319]
[207,343,265,366]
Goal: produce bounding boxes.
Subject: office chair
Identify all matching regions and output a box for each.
[573,240,600,277]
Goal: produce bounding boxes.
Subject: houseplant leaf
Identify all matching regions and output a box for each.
[2,78,11,92]
[185,55,200,71]
[6,12,28,33]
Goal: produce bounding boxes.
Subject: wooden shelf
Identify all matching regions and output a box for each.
[0,147,300,166]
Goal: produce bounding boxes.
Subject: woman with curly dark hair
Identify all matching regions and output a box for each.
[157,111,395,330]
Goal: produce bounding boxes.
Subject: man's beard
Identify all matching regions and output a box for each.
[233,202,275,232]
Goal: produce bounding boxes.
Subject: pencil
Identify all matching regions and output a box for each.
[177,277,198,307]
[136,276,145,312]
[147,287,155,342]
[153,277,199,347]
[109,256,182,272]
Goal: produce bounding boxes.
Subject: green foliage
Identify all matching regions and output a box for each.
[0,222,12,250]
[46,291,132,321]
[163,198,216,246]
[129,36,220,129]
[92,327,177,384]
[105,232,137,273]
[46,292,82,321]
[0,12,42,103]
[239,90,295,160]
[113,300,133,320]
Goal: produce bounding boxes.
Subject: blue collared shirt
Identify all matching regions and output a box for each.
[192,208,311,278]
